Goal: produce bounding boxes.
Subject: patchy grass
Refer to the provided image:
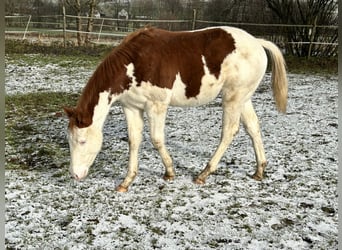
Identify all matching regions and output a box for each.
[5,39,113,57]
[5,92,78,170]
[284,55,337,75]
[5,51,101,69]
[5,91,78,118]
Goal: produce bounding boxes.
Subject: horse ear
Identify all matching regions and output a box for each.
[63,107,75,118]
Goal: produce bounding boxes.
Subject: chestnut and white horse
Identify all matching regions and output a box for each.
[64,26,288,192]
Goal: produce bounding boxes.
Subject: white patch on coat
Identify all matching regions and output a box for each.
[126,63,135,84]
[170,55,224,107]
[120,63,172,109]
[218,27,267,103]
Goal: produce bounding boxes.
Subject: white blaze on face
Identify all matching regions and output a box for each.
[69,91,114,180]
[68,125,103,180]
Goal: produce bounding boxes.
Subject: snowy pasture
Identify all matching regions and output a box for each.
[5,54,338,249]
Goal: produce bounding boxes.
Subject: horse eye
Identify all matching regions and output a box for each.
[79,140,86,145]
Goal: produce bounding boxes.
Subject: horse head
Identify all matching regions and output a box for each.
[64,107,103,181]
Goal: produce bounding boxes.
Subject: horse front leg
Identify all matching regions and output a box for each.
[116,107,144,192]
[146,102,175,181]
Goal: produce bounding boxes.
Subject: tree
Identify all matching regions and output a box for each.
[159,0,183,19]
[203,0,271,23]
[84,0,98,44]
[65,0,83,46]
[130,0,155,19]
[203,0,237,22]
[65,0,99,46]
[266,0,338,56]
[5,0,36,14]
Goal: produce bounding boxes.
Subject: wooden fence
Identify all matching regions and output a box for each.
[5,14,338,57]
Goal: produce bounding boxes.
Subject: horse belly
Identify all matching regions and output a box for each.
[170,73,223,107]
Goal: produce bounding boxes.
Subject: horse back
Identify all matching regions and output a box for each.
[119,27,267,107]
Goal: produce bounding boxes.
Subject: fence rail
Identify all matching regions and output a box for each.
[5,14,338,57]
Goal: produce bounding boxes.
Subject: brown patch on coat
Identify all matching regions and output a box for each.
[126,27,236,98]
[65,27,236,128]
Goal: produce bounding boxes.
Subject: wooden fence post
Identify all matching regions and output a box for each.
[23,15,31,40]
[62,1,67,47]
[308,16,318,59]
[192,9,197,30]
[97,18,105,42]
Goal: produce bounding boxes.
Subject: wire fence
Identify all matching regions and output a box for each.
[5,14,338,57]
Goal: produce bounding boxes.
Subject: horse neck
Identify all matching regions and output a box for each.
[91,90,114,130]
[76,83,115,130]
[77,54,124,129]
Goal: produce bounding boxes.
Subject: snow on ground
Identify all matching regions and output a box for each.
[5,55,92,95]
[5,55,338,249]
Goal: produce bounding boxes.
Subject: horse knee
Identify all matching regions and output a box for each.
[244,124,260,137]
[152,138,163,150]
[232,124,240,135]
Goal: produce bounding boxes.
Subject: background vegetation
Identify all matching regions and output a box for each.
[5,38,338,75]
[5,0,338,57]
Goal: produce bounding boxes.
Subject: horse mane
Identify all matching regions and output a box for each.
[122,26,154,43]
[73,27,156,127]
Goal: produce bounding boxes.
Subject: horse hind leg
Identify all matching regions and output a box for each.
[194,99,242,184]
[146,102,175,181]
[241,100,267,180]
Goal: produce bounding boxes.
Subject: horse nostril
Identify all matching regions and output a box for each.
[71,169,88,181]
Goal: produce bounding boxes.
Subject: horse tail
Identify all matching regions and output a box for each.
[258,39,288,113]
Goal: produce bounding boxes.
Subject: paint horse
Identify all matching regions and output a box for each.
[64,26,288,192]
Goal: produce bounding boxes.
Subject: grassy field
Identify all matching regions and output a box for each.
[5,92,78,170]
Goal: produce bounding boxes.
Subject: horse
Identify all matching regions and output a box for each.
[64,26,288,192]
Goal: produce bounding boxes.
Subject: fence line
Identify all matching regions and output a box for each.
[5,14,338,36]
[63,29,127,37]
[288,41,338,46]
[196,19,338,29]
[64,14,191,24]
[5,14,338,56]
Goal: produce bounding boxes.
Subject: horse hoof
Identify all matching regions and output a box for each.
[193,178,205,185]
[252,174,263,181]
[116,185,128,192]
[163,175,175,182]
